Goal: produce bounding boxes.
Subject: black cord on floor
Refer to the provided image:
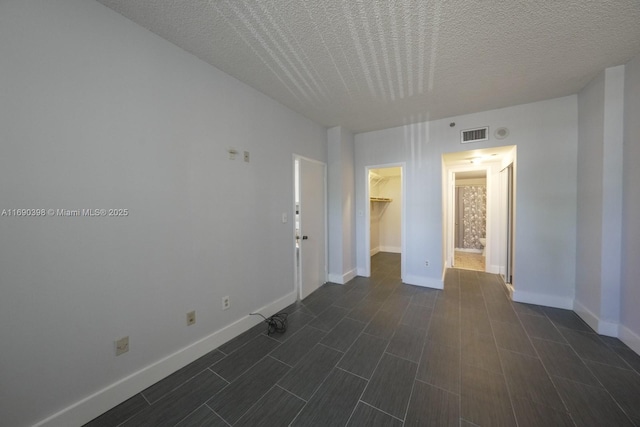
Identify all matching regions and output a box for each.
[250,312,288,335]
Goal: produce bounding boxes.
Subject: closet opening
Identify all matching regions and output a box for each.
[365,165,405,280]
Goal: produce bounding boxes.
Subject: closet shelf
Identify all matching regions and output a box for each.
[370,197,393,202]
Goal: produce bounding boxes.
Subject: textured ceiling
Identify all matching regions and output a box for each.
[97,0,640,133]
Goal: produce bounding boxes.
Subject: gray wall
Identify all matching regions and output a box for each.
[355,96,578,306]
[0,1,326,425]
[621,53,640,353]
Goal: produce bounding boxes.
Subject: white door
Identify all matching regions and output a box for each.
[297,157,326,299]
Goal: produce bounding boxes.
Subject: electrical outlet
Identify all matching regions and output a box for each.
[187,310,196,326]
[115,336,129,356]
[425,260,430,267]
[243,151,250,162]
[222,296,230,310]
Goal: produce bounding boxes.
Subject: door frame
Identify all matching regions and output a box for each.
[293,154,328,299]
[444,165,492,271]
[364,163,406,279]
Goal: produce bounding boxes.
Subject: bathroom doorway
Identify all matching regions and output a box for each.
[442,145,517,277]
[454,170,487,271]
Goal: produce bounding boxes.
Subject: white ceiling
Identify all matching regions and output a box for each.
[97,0,640,133]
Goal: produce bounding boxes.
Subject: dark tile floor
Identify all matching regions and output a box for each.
[86,253,640,426]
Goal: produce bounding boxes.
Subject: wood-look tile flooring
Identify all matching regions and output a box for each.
[86,253,640,426]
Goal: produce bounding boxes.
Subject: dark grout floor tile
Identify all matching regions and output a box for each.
[142,349,225,404]
[386,324,427,363]
[491,319,537,357]
[427,315,461,349]
[347,402,403,427]
[532,337,600,386]
[460,364,516,426]
[543,307,593,332]
[552,376,635,426]
[211,334,280,382]
[518,312,567,343]
[83,393,149,427]
[410,289,438,307]
[583,360,640,422]
[338,333,389,379]
[234,385,305,427]
[332,289,369,309]
[269,325,326,366]
[278,343,343,400]
[380,294,412,314]
[461,333,503,375]
[364,308,404,340]
[499,349,565,411]
[485,300,520,324]
[291,368,367,426]
[88,255,640,427]
[558,327,628,368]
[307,305,351,332]
[207,356,290,425]
[174,405,228,427]
[121,370,227,427]
[346,299,383,323]
[400,304,432,329]
[217,322,265,355]
[512,302,548,317]
[417,340,460,394]
[319,317,367,352]
[361,353,417,419]
[510,397,574,427]
[405,380,459,427]
[611,345,640,374]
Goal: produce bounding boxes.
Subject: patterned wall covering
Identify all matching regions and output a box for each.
[462,186,486,249]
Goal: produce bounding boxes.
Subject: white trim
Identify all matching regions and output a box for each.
[619,325,640,356]
[327,269,357,285]
[404,274,444,289]
[573,301,619,337]
[487,264,500,274]
[379,246,401,253]
[33,292,297,427]
[512,290,573,310]
[363,163,406,280]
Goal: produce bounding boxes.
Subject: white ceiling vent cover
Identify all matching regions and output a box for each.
[461,127,489,144]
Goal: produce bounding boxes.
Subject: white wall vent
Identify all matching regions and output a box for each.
[461,127,489,144]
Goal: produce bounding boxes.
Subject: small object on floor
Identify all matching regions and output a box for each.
[250,312,288,335]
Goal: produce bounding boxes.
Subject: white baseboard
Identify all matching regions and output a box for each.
[512,289,573,310]
[403,274,444,289]
[370,247,380,256]
[327,269,357,285]
[487,264,500,274]
[379,246,401,253]
[34,292,297,427]
[573,300,620,337]
[619,325,640,356]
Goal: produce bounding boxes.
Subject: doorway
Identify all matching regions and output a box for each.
[365,164,405,279]
[442,145,516,279]
[453,170,487,271]
[294,156,327,300]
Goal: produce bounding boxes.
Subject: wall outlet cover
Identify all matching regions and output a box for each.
[187,310,196,326]
[115,336,129,356]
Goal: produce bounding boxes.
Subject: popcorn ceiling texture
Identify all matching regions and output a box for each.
[97,0,640,132]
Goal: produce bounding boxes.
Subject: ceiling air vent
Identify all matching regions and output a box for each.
[461,127,489,144]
